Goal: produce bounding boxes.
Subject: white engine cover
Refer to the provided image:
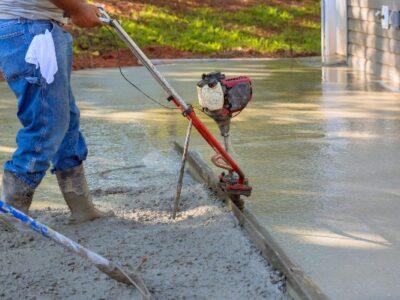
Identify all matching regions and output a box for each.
[197,82,224,111]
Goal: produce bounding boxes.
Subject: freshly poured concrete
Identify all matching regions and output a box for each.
[72,60,400,300]
[1,59,400,299]
[0,64,288,298]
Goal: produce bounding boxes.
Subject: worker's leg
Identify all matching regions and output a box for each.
[51,24,87,172]
[51,89,88,172]
[0,20,72,214]
[50,27,113,224]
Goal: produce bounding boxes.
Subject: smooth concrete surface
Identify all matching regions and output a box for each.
[1,59,399,299]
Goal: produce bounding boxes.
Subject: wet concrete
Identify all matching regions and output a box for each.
[1,58,399,299]
[0,61,290,299]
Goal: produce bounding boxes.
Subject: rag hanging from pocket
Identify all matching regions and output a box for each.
[25,29,58,84]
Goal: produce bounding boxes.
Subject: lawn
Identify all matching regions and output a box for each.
[72,0,321,68]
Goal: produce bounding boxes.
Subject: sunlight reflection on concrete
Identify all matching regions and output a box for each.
[275,226,390,250]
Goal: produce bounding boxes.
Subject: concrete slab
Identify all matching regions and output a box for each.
[1,59,399,299]
[95,60,399,300]
[159,60,399,300]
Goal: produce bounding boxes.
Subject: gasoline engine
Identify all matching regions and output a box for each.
[197,72,253,142]
[197,72,253,209]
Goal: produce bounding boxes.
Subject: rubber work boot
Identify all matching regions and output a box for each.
[0,170,35,231]
[56,164,114,224]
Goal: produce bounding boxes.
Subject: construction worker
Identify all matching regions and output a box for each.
[0,0,113,224]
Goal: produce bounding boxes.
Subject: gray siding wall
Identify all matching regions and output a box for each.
[347,0,400,87]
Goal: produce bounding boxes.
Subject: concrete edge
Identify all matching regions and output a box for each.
[173,141,328,300]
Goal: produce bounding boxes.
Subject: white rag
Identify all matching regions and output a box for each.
[25,29,58,84]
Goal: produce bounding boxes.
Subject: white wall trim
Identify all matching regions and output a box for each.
[322,0,348,65]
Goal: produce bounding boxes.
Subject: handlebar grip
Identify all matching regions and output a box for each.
[99,17,112,25]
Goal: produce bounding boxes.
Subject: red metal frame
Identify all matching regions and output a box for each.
[170,98,246,186]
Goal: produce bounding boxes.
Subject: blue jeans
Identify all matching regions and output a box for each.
[0,19,88,188]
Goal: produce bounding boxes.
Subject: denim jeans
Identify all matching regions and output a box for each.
[0,19,88,188]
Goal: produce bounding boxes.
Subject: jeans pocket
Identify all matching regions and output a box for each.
[28,20,72,47]
[0,20,24,39]
[0,23,34,81]
[27,20,54,36]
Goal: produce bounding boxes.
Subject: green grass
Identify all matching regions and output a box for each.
[73,2,321,57]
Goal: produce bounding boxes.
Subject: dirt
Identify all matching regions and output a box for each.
[0,150,289,299]
[72,46,197,71]
[71,48,314,72]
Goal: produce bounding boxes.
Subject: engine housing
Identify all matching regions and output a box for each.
[197,72,252,114]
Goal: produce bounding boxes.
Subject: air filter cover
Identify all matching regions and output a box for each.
[197,82,225,111]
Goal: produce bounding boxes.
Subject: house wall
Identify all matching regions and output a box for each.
[347,0,400,87]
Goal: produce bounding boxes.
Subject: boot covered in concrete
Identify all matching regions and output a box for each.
[1,170,35,231]
[56,164,114,224]
[1,170,34,213]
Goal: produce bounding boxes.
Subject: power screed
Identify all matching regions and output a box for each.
[99,7,253,211]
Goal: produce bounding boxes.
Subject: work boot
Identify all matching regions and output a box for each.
[0,170,35,231]
[56,164,114,225]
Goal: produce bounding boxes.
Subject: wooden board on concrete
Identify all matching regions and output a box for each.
[173,141,328,300]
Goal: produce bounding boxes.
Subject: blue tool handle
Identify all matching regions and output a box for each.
[0,199,49,236]
[0,199,109,265]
